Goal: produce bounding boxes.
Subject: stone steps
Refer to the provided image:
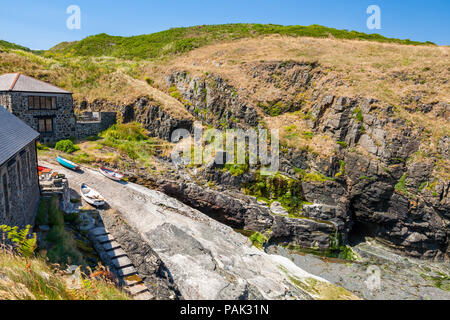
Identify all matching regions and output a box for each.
[89,227,152,300]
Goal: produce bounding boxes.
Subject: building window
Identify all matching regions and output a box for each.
[28,96,57,110]
[38,118,53,133]
[2,174,9,217]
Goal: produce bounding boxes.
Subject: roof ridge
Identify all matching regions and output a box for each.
[9,72,20,91]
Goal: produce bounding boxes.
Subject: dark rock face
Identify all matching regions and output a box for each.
[343,150,448,259]
[166,72,258,128]
[247,61,321,91]
[119,97,193,140]
[158,180,347,251]
[271,216,335,251]
[159,181,273,232]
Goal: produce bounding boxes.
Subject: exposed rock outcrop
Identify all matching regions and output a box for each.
[158,180,346,252]
[118,97,193,140]
[166,72,258,128]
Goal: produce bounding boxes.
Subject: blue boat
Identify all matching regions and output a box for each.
[56,155,80,170]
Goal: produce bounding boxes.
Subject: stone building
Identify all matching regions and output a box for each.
[0,73,116,143]
[0,73,76,143]
[0,106,41,227]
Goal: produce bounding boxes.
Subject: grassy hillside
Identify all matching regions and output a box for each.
[0,40,31,52]
[46,24,435,60]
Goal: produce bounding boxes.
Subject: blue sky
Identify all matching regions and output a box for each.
[1,0,449,50]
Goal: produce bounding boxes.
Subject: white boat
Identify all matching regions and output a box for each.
[80,184,105,207]
[98,167,124,181]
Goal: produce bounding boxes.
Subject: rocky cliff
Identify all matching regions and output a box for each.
[161,63,449,260]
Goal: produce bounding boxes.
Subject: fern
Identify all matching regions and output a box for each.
[0,225,37,258]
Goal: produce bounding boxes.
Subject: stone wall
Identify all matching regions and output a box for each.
[75,112,116,139]
[0,92,77,143]
[0,141,40,228]
[0,92,116,142]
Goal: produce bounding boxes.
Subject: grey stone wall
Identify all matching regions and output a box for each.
[76,112,116,139]
[1,92,76,143]
[1,92,116,143]
[0,141,40,228]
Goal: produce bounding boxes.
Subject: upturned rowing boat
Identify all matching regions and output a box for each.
[56,155,80,170]
[80,184,105,207]
[98,167,124,181]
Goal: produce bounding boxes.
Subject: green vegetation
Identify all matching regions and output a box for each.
[395,173,408,194]
[0,40,31,52]
[418,181,428,193]
[293,167,334,182]
[302,131,315,140]
[99,122,159,166]
[284,233,359,262]
[223,163,249,176]
[36,142,49,151]
[249,232,269,250]
[0,225,37,258]
[144,77,154,86]
[335,160,346,178]
[336,141,348,148]
[0,222,128,299]
[46,24,434,60]
[258,100,295,117]
[0,250,130,300]
[244,172,305,214]
[55,140,80,154]
[168,86,191,105]
[35,200,49,225]
[67,152,95,164]
[421,272,450,292]
[38,197,85,266]
[359,176,375,181]
[168,85,184,100]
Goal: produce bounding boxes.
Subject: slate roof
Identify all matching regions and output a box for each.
[0,73,71,94]
[0,105,40,165]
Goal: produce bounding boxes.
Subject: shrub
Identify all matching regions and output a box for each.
[35,199,49,225]
[55,140,80,154]
[45,199,86,267]
[47,196,64,227]
[46,224,85,266]
[36,142,49,151]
